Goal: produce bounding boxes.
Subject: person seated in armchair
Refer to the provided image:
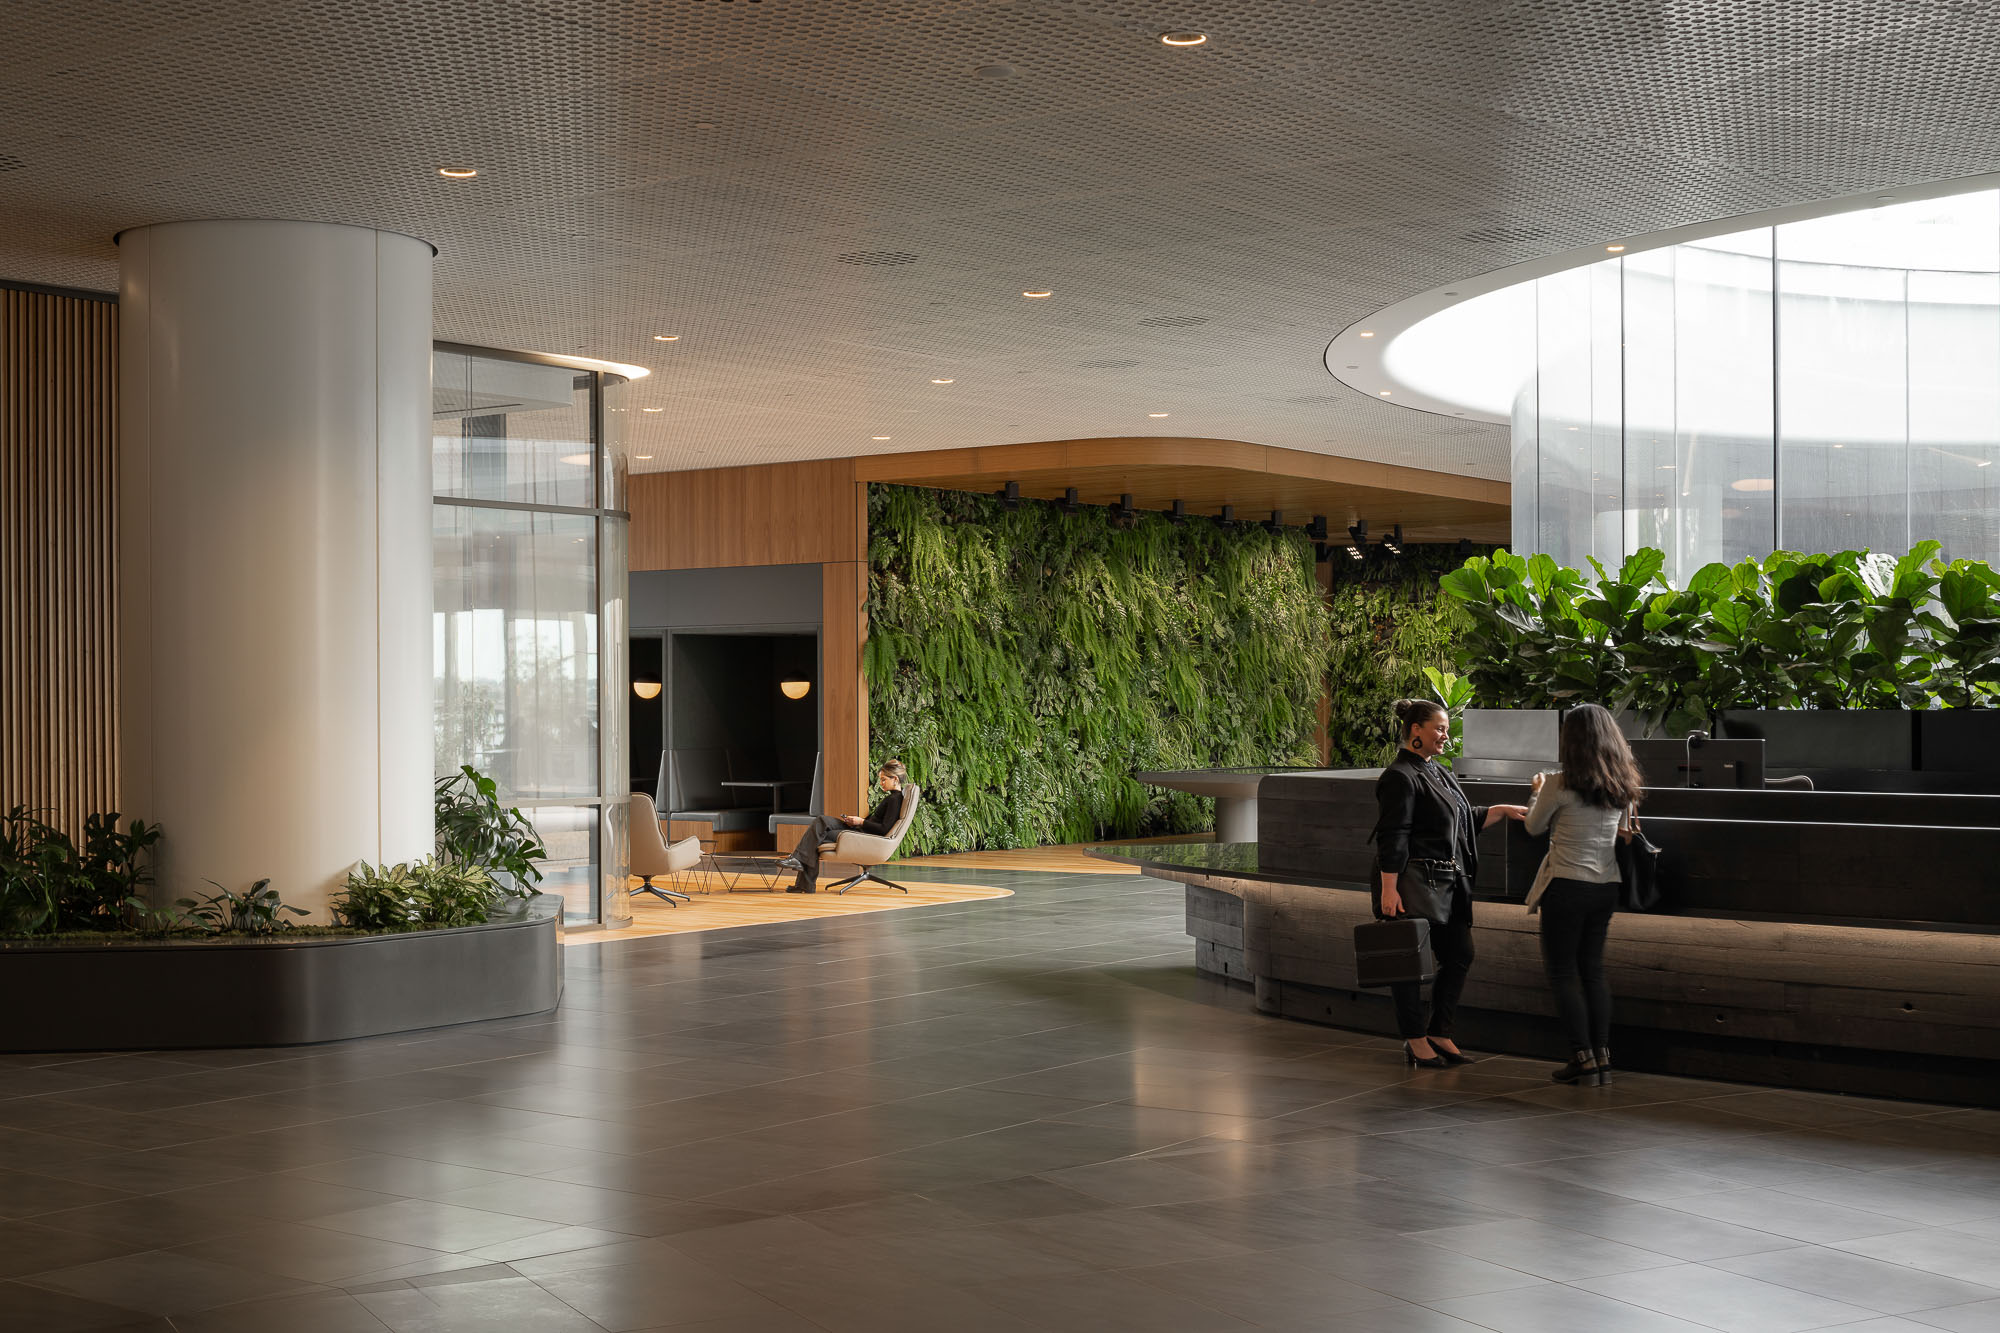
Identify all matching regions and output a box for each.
[779,759,906,893]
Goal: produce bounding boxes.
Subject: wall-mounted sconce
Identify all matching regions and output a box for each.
[780,680,812,700]
[633,681,661,700]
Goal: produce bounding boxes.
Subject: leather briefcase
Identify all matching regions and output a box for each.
[1353,917,1437,988]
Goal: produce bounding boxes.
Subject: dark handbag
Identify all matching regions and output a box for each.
[1354,918,1436,988]
[1394,858,1458,924]
[1616,811,1663,912]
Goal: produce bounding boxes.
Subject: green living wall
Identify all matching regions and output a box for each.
[1325,546,1485,768]
[866,484,1328,854]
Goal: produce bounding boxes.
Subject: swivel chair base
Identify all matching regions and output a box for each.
[830,869,909,896]
[633,876,691,906]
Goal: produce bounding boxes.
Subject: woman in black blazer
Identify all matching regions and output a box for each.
[1373,699,1527,1068]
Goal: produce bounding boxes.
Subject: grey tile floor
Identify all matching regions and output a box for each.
[2,866,1997,1332]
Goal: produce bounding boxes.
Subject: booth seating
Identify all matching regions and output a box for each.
[662,747,769,852]
[628,793,698,905]
[769,753,823,837]
[817,784,921,895]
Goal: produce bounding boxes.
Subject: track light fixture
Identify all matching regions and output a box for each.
[1168,499,1187,525]
[1217,504,1236,527]
[1346,520,1367,561]
[1307,515,1329,543]
[1383,523,1404,555]
[1059,486,1080,513]
[998,480,1021,510]
[1263,509,1285,533]
[1115,492,1135,520]
[1457,537,1473,559]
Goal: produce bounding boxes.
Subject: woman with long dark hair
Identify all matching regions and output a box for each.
[1373,698,1528,1068]
[1525,703,1646,1086]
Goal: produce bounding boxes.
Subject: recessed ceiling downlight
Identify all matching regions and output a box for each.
[1160,31,1207,45]
[1023,289,1052,298]
[437,167,478,179]
[1606,244,1627,253]
[1149,412,1170,418]
[642,407,663,413]
[932,378,955,384]
[653,334,679,341]
[871,435,892,441]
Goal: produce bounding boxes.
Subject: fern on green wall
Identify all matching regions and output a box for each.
[866,484,1330,855]
[1324,547,1487,768]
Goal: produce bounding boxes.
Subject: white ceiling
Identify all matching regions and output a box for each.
[7,0,2000,479]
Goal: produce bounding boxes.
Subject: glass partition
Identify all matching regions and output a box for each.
[1384,187,2000,577]
[432,345,631,926]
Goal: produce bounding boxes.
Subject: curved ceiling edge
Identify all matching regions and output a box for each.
[1323,169,2000,425]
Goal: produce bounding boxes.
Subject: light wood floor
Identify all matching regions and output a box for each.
[893,832,1213,875]
[571,837,1210,944]
[570,874,1013,944]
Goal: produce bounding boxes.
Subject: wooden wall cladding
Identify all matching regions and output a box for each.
[628,458,863,571]
[1,286,119,836]
[820,558,868,816]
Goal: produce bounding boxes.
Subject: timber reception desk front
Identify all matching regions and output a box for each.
[1099,770,2000,1105]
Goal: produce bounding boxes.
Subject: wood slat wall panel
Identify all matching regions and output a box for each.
[1,287,119,837]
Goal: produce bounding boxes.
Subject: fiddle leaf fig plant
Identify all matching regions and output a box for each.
[1440,541,2000,721]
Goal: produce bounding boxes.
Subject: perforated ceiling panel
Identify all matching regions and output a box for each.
[7,0,2000,478]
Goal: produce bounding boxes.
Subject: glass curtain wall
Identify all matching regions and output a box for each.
[432,346,631,926]
[1492,191,2000,578]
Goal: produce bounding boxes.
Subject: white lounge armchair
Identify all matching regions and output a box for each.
[629,792,700,905]
[817,784,921,895]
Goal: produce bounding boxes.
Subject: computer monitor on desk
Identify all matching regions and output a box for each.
[1628,736,1765,789]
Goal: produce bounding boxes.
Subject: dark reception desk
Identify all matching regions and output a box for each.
[1095,770,2000,1105]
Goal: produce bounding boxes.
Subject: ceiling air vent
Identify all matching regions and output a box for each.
[1137,314,1209,327]
[834,250,919,266]
[0,155,23,172]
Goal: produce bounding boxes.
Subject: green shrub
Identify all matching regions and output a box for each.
[176,879,309,935]
[1440,542,2000,731]
[334,856,507,932]
[1,806,164,937]
[435,765,546,889]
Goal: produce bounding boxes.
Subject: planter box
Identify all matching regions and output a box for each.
[0,894,562,1052]
[1718,709,1914,773]
[1918,710,2000,775]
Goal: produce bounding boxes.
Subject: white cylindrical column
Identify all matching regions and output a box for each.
[119,220,435,918]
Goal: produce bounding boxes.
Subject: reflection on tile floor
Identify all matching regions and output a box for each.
[1,865,1997,1332]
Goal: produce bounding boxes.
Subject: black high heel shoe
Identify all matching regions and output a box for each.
[1432,1047,1477,1066]
[1550,1050,1601,1085]
[1404,1042,1449,1069]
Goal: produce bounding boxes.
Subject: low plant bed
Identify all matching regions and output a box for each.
[0,926,375,946]
[1,765,565,1049]
[0,894,562,1050]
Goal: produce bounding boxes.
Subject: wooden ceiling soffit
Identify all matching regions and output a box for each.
[853,438,1510,543]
